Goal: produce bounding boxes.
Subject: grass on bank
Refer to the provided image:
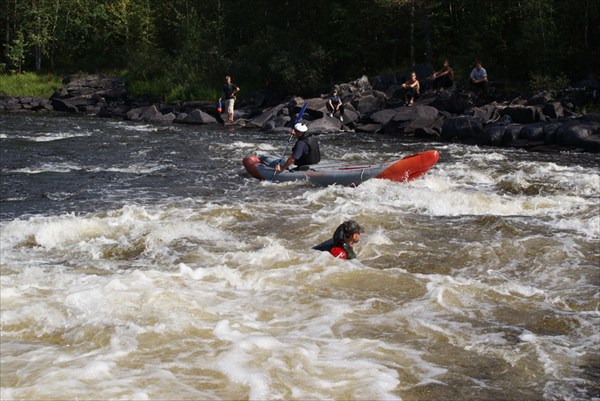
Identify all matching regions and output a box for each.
[0,71,221,103]
[123,73,220,103]
[0,72,62,97]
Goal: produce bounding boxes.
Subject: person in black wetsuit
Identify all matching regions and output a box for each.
[313,220,364,260]
[274,123,321,172]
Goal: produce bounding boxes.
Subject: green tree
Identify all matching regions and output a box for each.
[1,0,598,98]
[5,31,25,73]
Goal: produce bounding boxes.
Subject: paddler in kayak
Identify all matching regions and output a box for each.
[274,123,321,172]
[313,220,364,260]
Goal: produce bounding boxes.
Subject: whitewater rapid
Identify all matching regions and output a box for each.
[1,114,598,400]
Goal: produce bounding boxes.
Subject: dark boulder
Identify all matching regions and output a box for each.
[307,117,343,133]
[53,74,127,100]
[500,106,542,124]
[520,122,546,142]
[503,124,524,145]
[355,123,383,133]
[139,105,175,123]
[30,97,53,111]
[542,102,564,119]
[543,122,562,145]
[415,126,441,139]
[441,116,484,144]
[51,98,79,113]
[555,115,600,152]
[369,105,441,136]
[463,104,500,123]
[340,106,360,125]
[527,91,554,106]
[430,90,474,114]
[4,98,23,111]
[482,124,508,146]
[353,91,387,116]
[247,104,285,129]
[370,109,397,125]
[181,109,217,124]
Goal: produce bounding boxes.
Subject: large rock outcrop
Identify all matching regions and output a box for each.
[1,72,598,152]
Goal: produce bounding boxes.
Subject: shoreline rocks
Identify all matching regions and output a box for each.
[1,72,598,153]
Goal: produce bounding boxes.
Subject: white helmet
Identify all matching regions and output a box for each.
[294,123,308,132]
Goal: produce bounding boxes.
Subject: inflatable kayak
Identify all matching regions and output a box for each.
[241,149,440,186]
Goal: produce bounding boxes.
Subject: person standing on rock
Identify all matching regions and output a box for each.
[220,76,240,123]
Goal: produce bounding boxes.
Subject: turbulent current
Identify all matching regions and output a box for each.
[1,113,599,400]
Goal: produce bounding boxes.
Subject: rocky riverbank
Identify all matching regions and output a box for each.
[1,72,599,152]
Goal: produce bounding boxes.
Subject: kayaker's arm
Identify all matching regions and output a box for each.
[275,156,296,171]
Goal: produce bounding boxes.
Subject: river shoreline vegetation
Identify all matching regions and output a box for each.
[0,72,61,97]
[1,0,599,102]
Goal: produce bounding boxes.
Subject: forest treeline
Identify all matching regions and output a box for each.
[1,0,599,100]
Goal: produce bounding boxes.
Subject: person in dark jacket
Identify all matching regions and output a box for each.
[275,123,321,171]
[326,88,345,122]
[313,220,364,260]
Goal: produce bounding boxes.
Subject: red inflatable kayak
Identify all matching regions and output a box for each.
[241,149,440,186]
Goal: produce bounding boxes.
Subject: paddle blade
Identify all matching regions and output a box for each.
[296,102,309,123]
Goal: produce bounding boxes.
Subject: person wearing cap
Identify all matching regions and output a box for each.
[274,122,321,171]
[326,88,345,122]
[313,220,364,260]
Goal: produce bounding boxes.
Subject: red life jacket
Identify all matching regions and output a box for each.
[329,247,347,259]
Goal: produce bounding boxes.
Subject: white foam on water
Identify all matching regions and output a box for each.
[2,217,596,400]
[108,121,160,132]
[91,164,165,174]
[4,131,94,142]
[0,204,235,266]
[1,254,413,399]
[12,162,85,174]
[10,162,164,175]
[220,141,279,152]
[293,158,599,240]
[1,136,598,400]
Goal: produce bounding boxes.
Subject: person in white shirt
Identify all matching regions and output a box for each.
[470,60,488,91]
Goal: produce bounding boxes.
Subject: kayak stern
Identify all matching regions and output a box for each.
[243,155,265,180]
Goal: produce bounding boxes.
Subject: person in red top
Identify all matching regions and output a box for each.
[313,220,364,260]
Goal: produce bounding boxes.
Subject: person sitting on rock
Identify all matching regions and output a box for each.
[432,59,454,90]
[400,72,420,106]
[326,88,345,122]
[469,60,488,91]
